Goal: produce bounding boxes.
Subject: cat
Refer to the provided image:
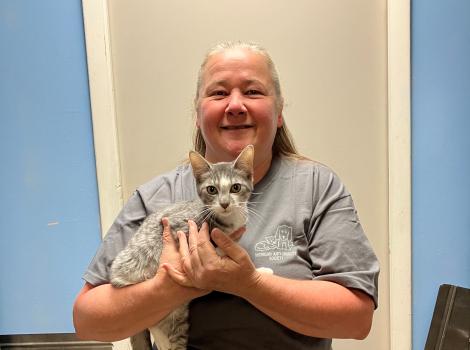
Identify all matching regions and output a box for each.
[110,145,255,350]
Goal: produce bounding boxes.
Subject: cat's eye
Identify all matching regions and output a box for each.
[206,186,218,195]
[230,183,242,193]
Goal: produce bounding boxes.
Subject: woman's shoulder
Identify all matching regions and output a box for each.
[279,155,349,194]
[138,162,191,190]
[135,162,195,209]
[280,155,338,178]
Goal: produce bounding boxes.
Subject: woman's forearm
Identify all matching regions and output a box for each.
[73,271,204,342]
[239,274,375,340]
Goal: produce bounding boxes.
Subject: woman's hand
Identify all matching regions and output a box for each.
[158,217,184,273]
[163,220,262,296]
[157,217,210,297]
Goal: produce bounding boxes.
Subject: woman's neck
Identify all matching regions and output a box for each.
[253,153,273,185]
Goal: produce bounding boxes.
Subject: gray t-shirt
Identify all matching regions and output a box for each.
[84,156,379,350]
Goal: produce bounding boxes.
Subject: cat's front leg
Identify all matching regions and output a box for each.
[149,304,189,350]
[130,329,153,350]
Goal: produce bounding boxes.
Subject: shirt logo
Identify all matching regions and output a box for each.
[254,225,296,261]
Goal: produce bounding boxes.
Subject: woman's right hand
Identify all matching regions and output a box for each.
[157,217,210,297]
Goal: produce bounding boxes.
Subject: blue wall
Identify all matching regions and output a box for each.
[0,1,101,334]
[412,0,470,349]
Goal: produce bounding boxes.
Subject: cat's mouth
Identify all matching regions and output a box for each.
[220,125,253,130]
[216,207,233,215]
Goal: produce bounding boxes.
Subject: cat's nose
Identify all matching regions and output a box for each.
[221,202,229,209]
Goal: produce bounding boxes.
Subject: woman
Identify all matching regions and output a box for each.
[73,41,379,349]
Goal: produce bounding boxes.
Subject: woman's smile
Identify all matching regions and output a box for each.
[220,124,254,130]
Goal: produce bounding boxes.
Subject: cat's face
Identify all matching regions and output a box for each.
[190,145,253,218]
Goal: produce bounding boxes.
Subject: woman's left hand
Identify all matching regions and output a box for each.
[162,220,262,296]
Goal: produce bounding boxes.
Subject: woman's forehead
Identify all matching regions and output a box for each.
[202,49,271,84]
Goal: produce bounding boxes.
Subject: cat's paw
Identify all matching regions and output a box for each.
[256,267,273,274]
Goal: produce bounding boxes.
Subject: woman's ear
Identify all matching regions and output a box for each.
[277,113,284,128]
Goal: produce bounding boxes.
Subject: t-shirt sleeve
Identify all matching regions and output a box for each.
[82,166,193,286]
[82,190,148,286]
[307,166,379,307]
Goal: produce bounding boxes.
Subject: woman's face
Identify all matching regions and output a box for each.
[196,48,283,167]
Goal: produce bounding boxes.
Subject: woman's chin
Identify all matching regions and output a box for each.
[225,142,254,156]
[206,142,255,162]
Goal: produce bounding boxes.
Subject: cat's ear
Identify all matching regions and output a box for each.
[189,151,211,182]
[234,145,254,180]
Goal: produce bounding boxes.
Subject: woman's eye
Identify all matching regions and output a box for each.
[230,183,241,193]
[207,186,218,195]
[212,90,227,97]
[246,89,261,95]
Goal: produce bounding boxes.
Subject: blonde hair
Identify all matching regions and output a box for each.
[193,41,300,159]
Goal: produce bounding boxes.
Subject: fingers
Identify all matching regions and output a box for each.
[161,217,179,258]
[187,220,200,256]
[162,264,194,287]
[177,229,189,255]
[194,222,218,264]
[172,221,256,294]
[177,230,191,269]
[211,228,247,263]
[161,217,174,243]
[178,221,205,283]
[179,221,221,287]
[227,226,246,242]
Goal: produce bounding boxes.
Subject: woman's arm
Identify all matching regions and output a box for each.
[241,274,374,339]
[73,219,207,342]
[164,221,374,340]
[73,273,204,341]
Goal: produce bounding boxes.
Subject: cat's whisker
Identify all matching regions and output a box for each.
[206,211,218,228]
[250,191,264,196]
[246,203,264,212]
[247,207,265,224]
[197,208,212,218]
[247,201,265,205]
[199,210,213,224]
[247,209,263,221]
[197,206,212,215]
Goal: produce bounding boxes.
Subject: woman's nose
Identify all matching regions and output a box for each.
[225,91,247,116]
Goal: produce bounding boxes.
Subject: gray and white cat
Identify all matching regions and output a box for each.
[110,145,255,350]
